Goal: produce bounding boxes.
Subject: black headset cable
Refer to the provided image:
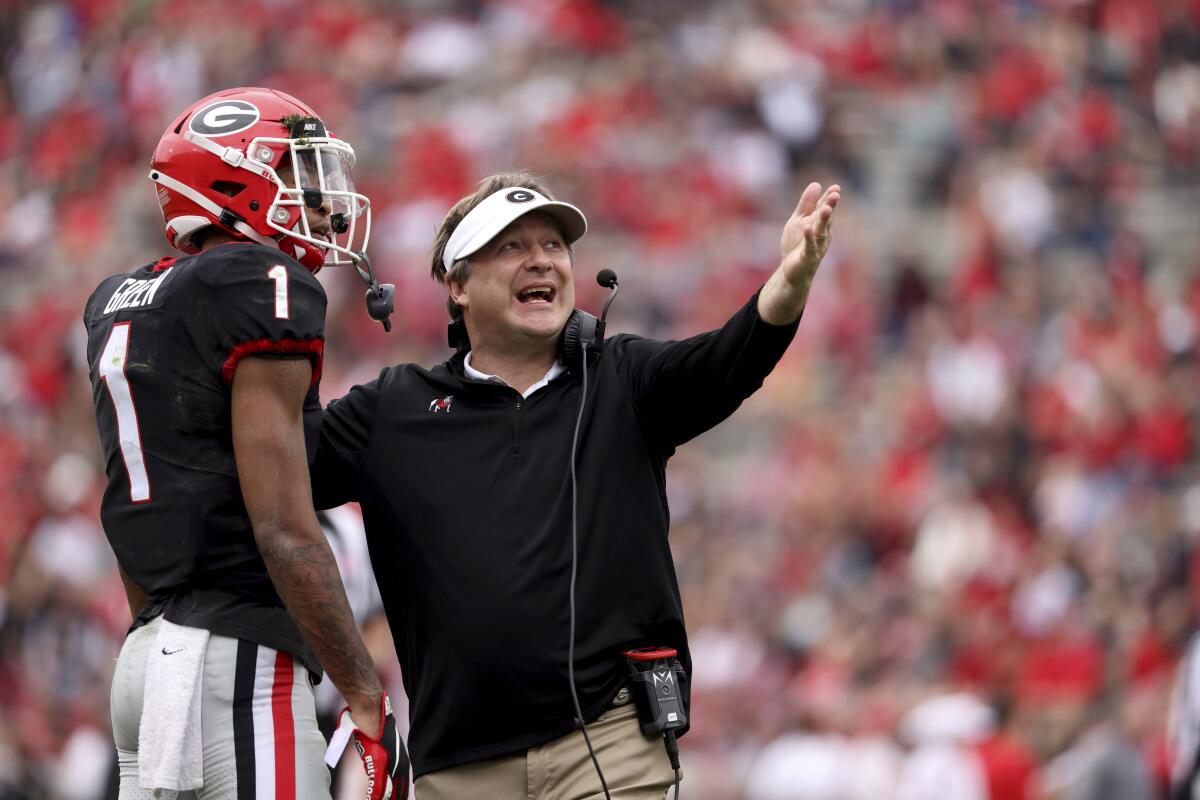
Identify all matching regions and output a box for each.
[568,340,613,800]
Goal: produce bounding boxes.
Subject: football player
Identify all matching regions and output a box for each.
[84,87,406,800]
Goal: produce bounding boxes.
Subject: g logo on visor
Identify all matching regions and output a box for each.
[506,190,535,203]
[188,100,261,137]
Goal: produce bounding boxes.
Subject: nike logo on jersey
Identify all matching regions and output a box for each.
[161,647,184,655]
[104,267,174,314]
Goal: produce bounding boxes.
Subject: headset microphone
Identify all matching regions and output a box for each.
[556,270,620,368]
[350,250,395,332]
[595,269,619,343]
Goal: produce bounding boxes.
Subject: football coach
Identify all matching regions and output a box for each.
[312,172,840,799]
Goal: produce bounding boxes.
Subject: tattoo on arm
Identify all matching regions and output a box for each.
[256,533,381,698]
[232,355,383,711]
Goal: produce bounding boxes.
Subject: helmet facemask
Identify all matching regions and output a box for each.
[254,121,371,269]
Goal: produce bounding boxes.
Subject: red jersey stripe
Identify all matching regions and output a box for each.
[222,337,325,388]
[271,651,297,800]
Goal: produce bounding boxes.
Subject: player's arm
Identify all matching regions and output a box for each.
[117,562,148,620]
[757,181,841,325]
[231,354,384,736]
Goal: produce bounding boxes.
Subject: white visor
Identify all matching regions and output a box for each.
[442,188,587,272]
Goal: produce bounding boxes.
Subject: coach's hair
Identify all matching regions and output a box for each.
[431,172,562,321]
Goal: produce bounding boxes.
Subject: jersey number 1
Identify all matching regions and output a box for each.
[269,264,289,319]
[99,322,151,503]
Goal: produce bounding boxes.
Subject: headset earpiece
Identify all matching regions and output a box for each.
[448,317,469,350]
[558,309,600,369]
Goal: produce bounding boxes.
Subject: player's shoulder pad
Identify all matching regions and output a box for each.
[84,261,162,324]
[189,242,324,296]
[85,272,132,320]
[184,242,326,348]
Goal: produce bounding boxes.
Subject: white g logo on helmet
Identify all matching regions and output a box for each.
[188,100,261,137]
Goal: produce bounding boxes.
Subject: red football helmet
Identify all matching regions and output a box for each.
[150,87,370,271]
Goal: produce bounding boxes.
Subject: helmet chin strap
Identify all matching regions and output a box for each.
[151,168,282,251]
[231,221,281,250]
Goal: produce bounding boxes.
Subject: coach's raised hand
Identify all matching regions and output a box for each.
[757,181,841,325]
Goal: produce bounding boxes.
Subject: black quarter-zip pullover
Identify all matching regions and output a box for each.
[313,290,799,777]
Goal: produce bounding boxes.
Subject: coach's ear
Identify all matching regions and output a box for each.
[447,275,470,313]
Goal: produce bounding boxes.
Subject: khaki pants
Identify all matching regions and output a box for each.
[415,691,678,800]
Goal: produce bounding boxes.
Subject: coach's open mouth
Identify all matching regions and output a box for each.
[516,286,556,304]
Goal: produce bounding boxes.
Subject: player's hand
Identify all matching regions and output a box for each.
[778,182,840,287]
[326,693,410,800]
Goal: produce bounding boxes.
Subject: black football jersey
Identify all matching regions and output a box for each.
[84,242,326,673]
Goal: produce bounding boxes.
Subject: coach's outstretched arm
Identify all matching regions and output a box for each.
[757,182,841,325]
[232,355,385,737]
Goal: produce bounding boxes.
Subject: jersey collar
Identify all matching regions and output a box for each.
[463,351,565,399]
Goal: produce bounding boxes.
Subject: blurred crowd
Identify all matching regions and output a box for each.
[2,0,1200,797]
